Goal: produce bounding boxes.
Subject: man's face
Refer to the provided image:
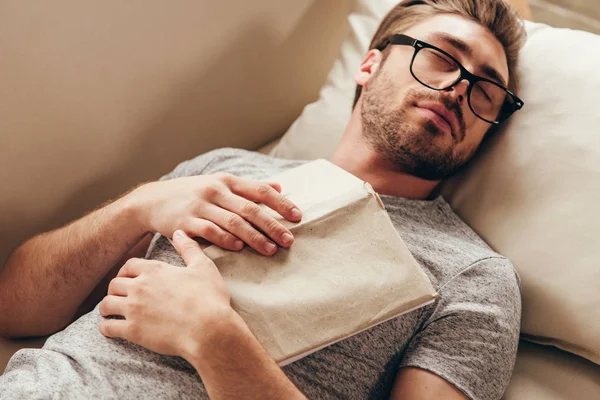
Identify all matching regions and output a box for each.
[359,14,509,180]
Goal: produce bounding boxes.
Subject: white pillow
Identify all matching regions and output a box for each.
[271,3,600,365]
[271,0,399,160]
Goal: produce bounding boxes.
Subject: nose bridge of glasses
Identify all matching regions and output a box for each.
[441,76,470,101]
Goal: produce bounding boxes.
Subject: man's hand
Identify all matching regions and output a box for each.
[131,173,302,256]
[99,230,305,399]
[98,229,233,359]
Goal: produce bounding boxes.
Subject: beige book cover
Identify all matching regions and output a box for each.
[199,160,438,365]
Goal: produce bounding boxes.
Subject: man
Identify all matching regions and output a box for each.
[0,0,526,398]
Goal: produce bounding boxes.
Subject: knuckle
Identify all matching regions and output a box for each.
[265,218,282,236]
[250,232,266,246]
[222,232,235,246]
[201,183,221,199]
[127,300,142,316]
[226,215,243,230]
[131,283,147,297]
[151,261,166,273]
[215,172,234,184]
[241,201,260,218]
[256,183,272,197]
[120,260,135,275]
[124,257,141,267]
[278,196,293,211]
[198,221,217,238]
[182,216,195,229]
[141,260,157,272]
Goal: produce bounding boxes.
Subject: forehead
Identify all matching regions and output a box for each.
[401,14,509,84]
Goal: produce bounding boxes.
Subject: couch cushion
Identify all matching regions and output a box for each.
[271,2,600,364]
[503,341,600,400]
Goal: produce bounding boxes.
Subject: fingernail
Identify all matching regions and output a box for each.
[264,242,277,254]
[174,230,186,239]
[281,233,294,245]
[290,207,302,220]
[234,240,244,250]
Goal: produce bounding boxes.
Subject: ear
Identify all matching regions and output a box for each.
[355,49,384,87]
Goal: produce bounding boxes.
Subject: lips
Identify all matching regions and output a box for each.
[417,103,460,140]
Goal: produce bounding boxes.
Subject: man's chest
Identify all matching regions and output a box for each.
[282,309,425,399]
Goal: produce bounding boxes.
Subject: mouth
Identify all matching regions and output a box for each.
[415,103,460,140]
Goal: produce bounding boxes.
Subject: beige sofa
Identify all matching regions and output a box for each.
[1,1,599,398]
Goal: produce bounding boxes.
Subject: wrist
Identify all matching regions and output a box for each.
[183,307,249,371]
[121,183,152,234]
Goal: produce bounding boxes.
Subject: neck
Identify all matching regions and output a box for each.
[329,102,441,200]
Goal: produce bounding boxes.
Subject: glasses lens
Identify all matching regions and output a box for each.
[412,45,516,124]
[470,81,513,123]
[412,47,460,89]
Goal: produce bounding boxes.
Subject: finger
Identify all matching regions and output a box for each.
[99,295,128,317]
[117,258,145,278]
[184,219,244,251]
[173,230,217,269]
[203,205,278,256]
[99,318,130,339]
[228,177,302,222]
[217,194,295,249]
[107,277,131,296]
[267,182,282,193]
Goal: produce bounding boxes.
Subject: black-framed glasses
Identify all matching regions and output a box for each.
[376,34,524,124]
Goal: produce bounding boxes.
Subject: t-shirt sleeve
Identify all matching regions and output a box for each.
[158,147,255,181]
[158,148,224,181]
[398,257,521,400]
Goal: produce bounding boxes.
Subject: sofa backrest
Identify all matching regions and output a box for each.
[0,0,351,264]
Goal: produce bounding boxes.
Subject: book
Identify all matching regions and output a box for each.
[200,159,438,365]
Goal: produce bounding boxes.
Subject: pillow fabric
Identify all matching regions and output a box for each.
[271,3,600,365]
[271,0,398,160]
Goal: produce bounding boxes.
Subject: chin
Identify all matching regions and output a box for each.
[406,117,454,150]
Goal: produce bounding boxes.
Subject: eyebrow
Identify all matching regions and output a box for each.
[428,32,507,87]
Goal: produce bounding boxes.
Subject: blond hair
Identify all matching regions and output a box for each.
[353,0,526,108]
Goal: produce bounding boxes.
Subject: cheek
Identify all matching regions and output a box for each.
[464,119,489,146]
[380,59,420,98]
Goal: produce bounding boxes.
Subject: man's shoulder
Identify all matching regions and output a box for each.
[161,147,310,181]
[161,147,305,181]
[383,195,519,290]
[160,148,253,180]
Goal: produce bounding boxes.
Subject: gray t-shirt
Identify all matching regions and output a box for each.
[0,148,521,400]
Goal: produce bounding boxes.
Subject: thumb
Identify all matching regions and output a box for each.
[172,230,210,268]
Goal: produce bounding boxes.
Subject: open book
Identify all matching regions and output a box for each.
[200,160,438,366]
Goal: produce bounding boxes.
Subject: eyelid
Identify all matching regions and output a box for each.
[431,41,507,88]
[435,45,461,64]
[433,51,453,64]
[474,85,493,102]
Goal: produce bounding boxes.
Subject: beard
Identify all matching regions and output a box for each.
[360,68,477,181]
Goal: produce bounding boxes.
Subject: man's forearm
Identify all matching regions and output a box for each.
[186,312,305,400]
[0,189,147,338]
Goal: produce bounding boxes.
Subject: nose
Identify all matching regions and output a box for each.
[442,78,469,105]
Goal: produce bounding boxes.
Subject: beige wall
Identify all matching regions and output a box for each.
[0,0,351,265]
